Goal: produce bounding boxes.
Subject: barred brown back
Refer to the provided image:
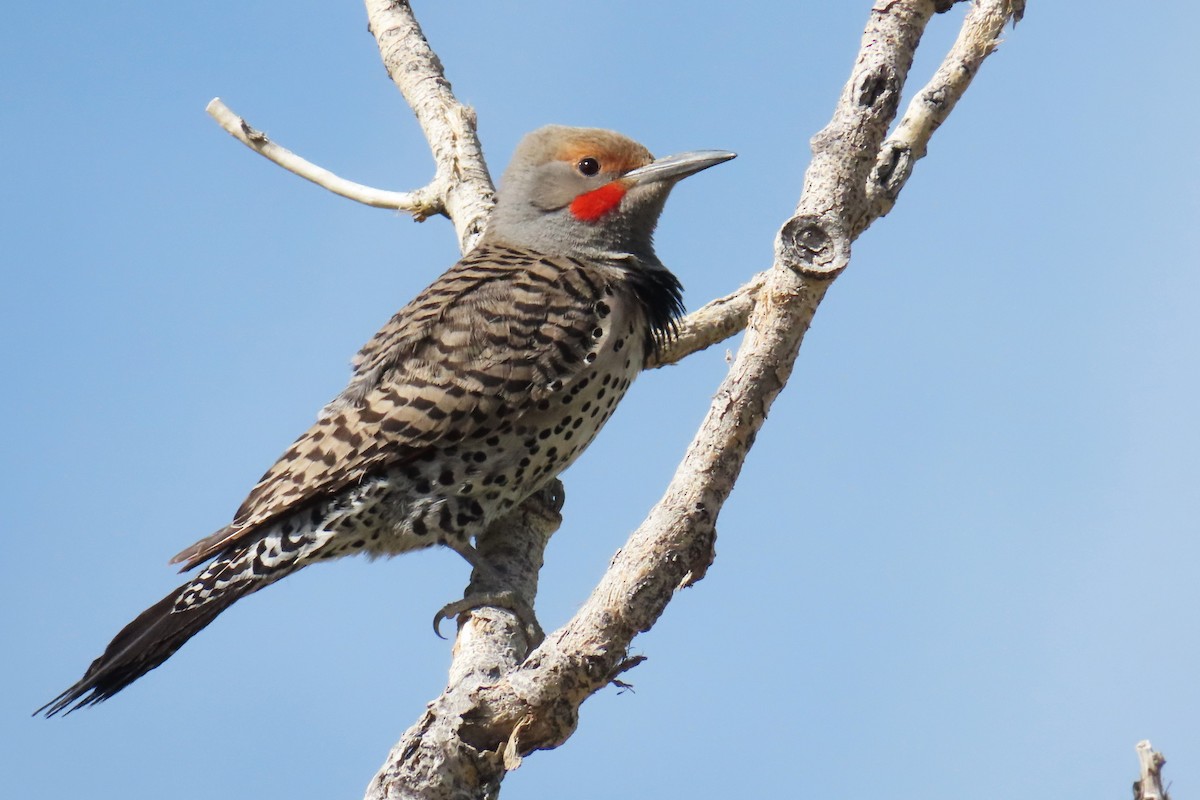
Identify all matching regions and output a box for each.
[171,243,654,570]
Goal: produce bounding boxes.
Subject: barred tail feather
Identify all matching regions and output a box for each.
[40,517,334,716]
[36,580,250,717]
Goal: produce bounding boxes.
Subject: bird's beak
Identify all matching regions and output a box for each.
[622,150,736,186]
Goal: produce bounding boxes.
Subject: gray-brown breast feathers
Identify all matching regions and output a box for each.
[171,243,618,570]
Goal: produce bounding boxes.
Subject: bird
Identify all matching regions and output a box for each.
[38,125,734,716]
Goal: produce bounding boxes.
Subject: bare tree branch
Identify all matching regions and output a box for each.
[648,0,1027,372]
[866,0,1026,220]
[364,1,1023,797]
[460,0,937,754]
[364,0,495,252]
[205,1,494,253]
[648,271,768,368]
[1134,741,1170,800]
[365,482,563,800]
[206,98,445,216]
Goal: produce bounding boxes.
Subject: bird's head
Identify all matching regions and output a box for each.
[484,125,734,261]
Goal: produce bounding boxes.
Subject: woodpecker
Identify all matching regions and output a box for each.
[40,125,734,716]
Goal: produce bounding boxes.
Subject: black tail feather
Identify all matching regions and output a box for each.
[37,583,242,717]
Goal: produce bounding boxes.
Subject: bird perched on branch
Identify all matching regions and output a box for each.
[40,125,734,716]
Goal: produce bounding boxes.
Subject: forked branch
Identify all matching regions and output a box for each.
[867,0,1027,221]
[203,2,1025,796]
[364,0,495,251]
[206,1,495,253]
[362,1,1023,798]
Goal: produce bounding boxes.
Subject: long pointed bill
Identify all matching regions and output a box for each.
[622,149,736,186]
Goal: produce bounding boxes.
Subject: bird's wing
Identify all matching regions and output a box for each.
[171,245,617,570]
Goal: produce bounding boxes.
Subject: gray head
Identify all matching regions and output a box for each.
[482,125,734,262]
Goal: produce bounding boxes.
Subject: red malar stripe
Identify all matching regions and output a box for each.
[569,182,628,222]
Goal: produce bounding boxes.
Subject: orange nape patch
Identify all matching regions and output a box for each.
[569,182,628,222]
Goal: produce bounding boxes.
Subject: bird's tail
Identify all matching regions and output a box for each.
[36,582,245,716]
[37,529,318,716]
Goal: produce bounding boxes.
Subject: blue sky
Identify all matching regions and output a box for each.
[4,2,1197,797]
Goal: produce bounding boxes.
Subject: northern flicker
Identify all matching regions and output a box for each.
[39,125,734,716]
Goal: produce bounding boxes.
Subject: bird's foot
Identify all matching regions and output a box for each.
[437,537,544,644]
[433,591,544,645]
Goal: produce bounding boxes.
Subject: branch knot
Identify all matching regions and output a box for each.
[775,215,850,277]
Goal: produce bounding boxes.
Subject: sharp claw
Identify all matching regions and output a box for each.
[430,591,542,644]
[432,606,451,639]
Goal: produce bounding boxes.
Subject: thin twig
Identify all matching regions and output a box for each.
[206,98,444,217]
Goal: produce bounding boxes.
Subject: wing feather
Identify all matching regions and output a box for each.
[171,245,614,570]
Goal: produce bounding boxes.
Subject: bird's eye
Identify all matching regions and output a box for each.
[577,157,601,176]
